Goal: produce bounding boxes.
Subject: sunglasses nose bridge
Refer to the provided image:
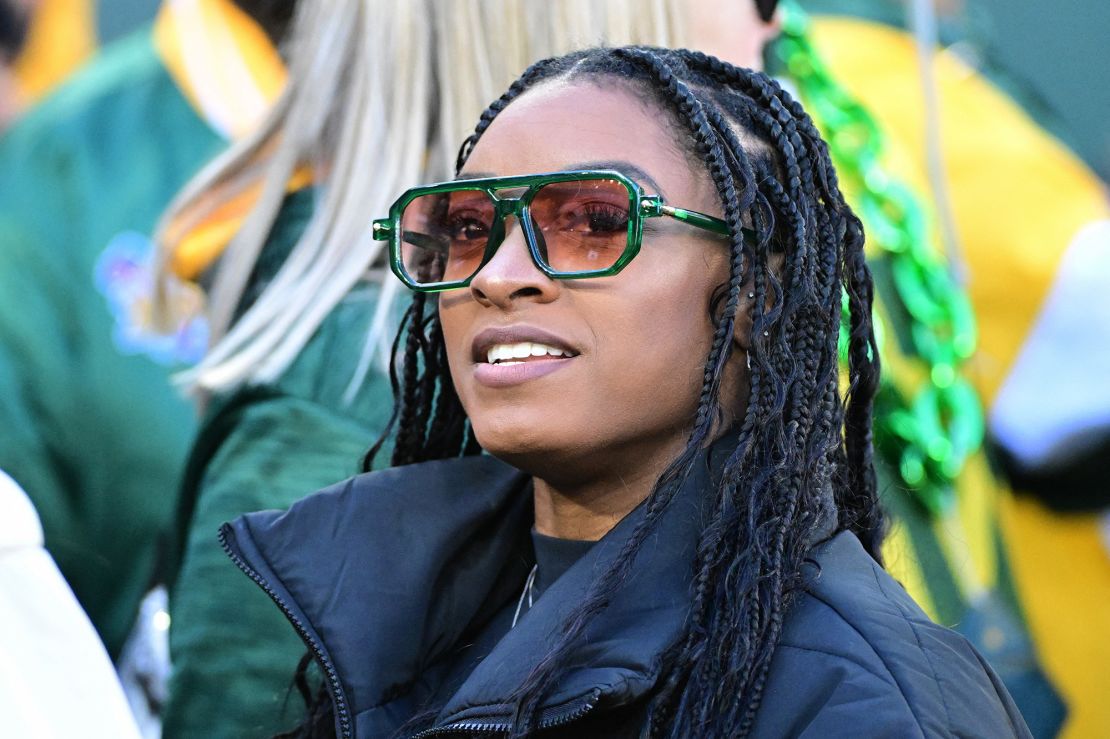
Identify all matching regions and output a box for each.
[493,196,525,219]
[478,197,549,279]
[491,195,535,247]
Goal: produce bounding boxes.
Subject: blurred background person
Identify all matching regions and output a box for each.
[0,0,293,719]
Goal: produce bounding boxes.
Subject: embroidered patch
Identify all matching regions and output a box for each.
[94,231,209,366]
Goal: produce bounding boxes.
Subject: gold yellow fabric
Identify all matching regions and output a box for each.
[152,0,311,279]
[811,17,1110,738]
[167,163,313,280]
[153,0,285,140]
[12,0,96,100]
[1000,496,1110,738]
[880,520,937,618]
[810,18,1109,406]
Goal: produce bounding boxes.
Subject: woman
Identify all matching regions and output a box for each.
[157,4,706,733]
[222,47,1029,738]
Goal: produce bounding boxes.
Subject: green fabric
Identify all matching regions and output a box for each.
[163,190,395,738]
[0,28,222,658]
[164,397,375,737]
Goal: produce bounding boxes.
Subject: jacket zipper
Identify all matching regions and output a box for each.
[412,690,599,737]
[219,526,354,739]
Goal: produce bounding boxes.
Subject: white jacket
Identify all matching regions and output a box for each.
[0,469,141,739]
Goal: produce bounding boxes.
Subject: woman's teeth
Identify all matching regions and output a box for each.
[486,342,571,364]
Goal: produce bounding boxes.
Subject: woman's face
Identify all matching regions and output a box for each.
[439,80,741,486]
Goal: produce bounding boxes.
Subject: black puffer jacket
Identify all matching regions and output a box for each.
[222,448,1031,738]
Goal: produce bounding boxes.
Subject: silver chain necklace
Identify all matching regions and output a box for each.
[510,563,539,629]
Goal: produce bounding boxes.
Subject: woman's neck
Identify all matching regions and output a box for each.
[531,434,688,541]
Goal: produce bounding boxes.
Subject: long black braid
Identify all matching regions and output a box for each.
[293,46,881,739]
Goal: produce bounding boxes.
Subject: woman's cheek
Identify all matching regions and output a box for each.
[622,301,711,422]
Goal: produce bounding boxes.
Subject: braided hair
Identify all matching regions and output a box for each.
[296,46,882,739]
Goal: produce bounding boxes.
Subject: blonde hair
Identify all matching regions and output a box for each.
[156,0,688,398]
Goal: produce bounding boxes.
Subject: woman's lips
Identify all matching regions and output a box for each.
[470,325,578,364]
[473,355,575,388]
[469,324,580,387]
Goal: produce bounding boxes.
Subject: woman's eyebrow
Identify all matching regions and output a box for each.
[455,162,667,197]
[571,160,667,197]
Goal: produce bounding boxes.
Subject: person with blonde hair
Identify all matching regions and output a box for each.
[0,0,293,665]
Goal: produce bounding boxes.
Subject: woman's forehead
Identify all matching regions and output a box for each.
[461,80,698,195]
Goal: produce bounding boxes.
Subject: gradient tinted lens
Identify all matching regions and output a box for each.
[530,178,632,273]
[399,190,495,285]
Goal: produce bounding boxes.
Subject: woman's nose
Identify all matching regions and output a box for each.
[468,215,559,308]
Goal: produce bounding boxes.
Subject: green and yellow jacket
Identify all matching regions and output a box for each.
[0,0,283,660]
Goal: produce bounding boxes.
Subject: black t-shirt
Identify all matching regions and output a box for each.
[530,529,596,599]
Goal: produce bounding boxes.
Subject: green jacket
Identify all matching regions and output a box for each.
[0,27,222,658]
[163,190,395,738]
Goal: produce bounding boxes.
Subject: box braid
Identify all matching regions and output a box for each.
[681,48,882,559]
[354,46,881,739]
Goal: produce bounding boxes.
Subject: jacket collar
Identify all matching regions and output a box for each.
[222,443,725,737]
[153,0,315,282]
[153,0,286,141]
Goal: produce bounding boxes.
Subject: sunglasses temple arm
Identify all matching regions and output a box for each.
[657,205,731,237]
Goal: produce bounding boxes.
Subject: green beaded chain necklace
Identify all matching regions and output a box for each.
[775,1,984,514]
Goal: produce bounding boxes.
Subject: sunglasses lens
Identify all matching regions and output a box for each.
[399,190,494,286]
[395,177,634,287]
[530,178,632,274]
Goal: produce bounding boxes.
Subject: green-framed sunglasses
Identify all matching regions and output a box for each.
[371,169,742,292]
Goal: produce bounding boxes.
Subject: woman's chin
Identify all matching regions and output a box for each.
[475,429,558,462]
[472,418,582,470]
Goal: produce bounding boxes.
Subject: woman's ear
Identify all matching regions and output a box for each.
[732,252,784,357]
[732,288,756,356]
